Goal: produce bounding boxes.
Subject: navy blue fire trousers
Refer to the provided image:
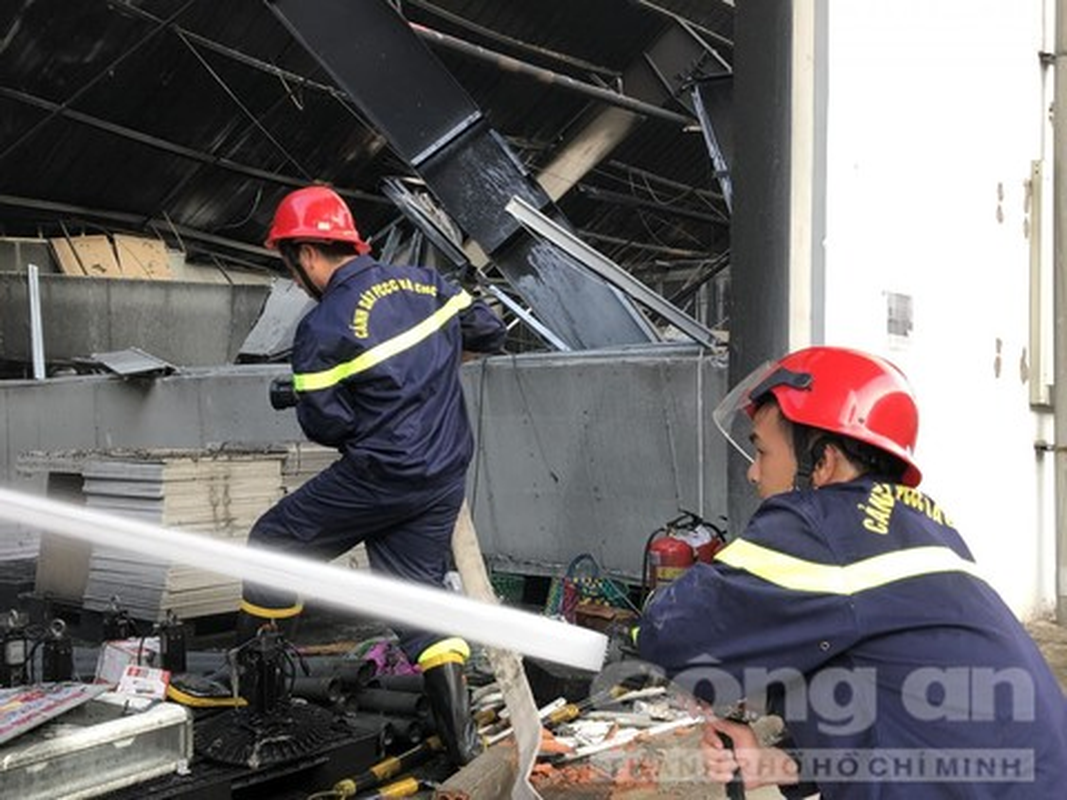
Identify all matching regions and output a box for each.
[242,455,466,661]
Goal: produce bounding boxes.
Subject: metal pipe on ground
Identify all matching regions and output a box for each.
[329,736,444,798]
[343,712,397,750]
[354,687,429,718]
[300,655,376,687]
[291,675,344,705]
[368,673,425,694]
[382,715,426,746]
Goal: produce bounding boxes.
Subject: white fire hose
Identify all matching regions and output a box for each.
[0,487,607,671]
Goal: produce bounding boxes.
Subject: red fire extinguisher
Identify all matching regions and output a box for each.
[642,511,727,599]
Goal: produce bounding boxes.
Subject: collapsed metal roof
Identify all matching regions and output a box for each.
[0,0,732,308]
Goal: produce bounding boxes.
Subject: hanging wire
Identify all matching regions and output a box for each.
[213,186,264,231]
[633,171,690,208]
[110,0,373,129]
[275,71,305,112]
[159,210,188,255]
[594,161,725,214]
[174,28,313,180]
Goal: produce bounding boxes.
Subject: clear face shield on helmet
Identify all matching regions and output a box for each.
[712,361,813,463]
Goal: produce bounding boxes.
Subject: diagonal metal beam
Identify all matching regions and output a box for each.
[0,193,273,261]
[402,0,621,80]
[409,23,695,127]
[506,196,726,350]
[380,178,571,351]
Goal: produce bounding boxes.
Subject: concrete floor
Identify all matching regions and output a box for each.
[1025,618,1067,692]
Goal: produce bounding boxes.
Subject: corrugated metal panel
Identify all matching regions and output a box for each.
[462,344,729,580]
[0,349,729,580]
[0,273,270,367]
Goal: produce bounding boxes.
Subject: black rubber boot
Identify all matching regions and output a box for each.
[422,660,483,767]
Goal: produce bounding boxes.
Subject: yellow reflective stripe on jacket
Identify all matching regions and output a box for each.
[293,290,473,392]
[714,539,986,595]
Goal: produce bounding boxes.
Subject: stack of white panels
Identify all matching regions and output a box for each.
[80,451,284,621]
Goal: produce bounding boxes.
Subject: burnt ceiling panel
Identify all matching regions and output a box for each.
[0,0,732,283]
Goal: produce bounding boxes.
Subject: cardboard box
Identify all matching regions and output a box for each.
[95,637,161,685]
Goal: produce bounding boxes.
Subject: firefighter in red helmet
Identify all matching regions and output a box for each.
[636,346,1067,798]
[714,346,922,495]
[179,185,505,767]
[264,185,371,300]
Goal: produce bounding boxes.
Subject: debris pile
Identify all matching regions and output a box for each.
[436,671,753,799]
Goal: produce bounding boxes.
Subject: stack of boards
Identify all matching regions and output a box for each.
[27,444,369,622]
[80,451,286,621]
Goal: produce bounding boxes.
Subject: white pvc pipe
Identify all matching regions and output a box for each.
[0,487,608,671]
[1054,0,1067,624]
[27,264,46,381]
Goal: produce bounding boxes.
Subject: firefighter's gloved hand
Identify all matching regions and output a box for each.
[603,620,641,665]
[269,377,298,410]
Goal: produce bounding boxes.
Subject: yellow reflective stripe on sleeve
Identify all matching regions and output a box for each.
[293,290,473,392]
[714,539,986,595]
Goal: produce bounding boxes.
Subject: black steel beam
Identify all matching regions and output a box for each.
[268,0,659,350]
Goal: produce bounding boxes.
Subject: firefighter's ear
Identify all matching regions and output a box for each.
[810,442,838,488]
[812,441,863,488]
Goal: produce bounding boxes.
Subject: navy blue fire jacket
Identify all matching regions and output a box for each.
[290,256,505,484]
[638,477,1067,798]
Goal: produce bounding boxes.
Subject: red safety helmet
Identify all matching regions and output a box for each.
[713,346,922,486]
[265,185,371,254]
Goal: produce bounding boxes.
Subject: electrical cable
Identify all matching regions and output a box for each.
[174,28,312,180]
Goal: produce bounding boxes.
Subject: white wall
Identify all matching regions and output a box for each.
[810,1,1054,617]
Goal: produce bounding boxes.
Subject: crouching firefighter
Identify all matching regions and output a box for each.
[635,346,1067,798]
[169,185,506,767]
